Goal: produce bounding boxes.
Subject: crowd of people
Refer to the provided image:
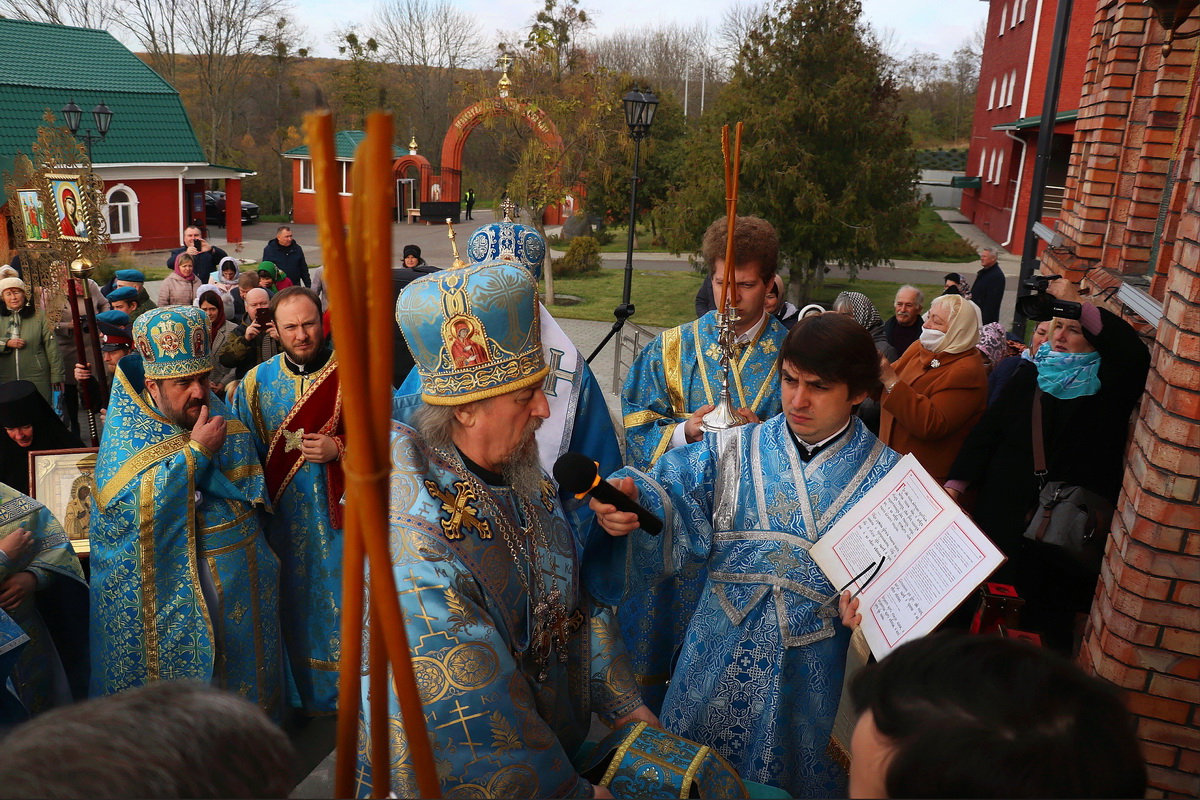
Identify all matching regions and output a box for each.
[0,212,1151,799]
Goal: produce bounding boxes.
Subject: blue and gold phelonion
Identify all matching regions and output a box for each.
[132,305,212,379]
[396,258,546,406]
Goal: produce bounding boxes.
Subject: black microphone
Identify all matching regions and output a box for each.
[552,452,663,536]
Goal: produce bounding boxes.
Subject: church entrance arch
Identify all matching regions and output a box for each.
[438,96,564,206]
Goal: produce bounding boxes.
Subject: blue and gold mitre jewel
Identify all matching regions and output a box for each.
[132,305,212,379]
[576,721,748,798]
[396,258,547,406]
[466,201,547,280]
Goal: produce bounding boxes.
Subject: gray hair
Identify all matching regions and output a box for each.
[276,224,292,235]
[895,284,925,309]
[980,247,997,258]
[412,400,464,453]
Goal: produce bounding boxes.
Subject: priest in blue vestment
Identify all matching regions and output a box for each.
[619,215,789,712]
[90,306,282,716]
[592,314,900,797]
[359,257,654,798]
[232,286,344,713]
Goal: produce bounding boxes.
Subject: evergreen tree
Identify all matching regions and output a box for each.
[660,0,918,302]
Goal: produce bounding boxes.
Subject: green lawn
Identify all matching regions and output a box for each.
[890,205,980,262]
[545,270,941,329]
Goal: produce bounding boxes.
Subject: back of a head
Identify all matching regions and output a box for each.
[850,632,1147,799]
[779,312,880,397]
[0,682,296,798]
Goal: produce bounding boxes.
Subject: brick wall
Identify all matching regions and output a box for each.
[1077,157,1200,797]
[1047,4,1200,797]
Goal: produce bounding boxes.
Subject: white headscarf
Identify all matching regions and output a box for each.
[926,294,982,355]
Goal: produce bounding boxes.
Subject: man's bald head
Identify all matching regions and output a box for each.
[245,288,271,317]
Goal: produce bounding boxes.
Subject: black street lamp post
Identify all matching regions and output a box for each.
[587,87,659,363]
[61,99,114,161]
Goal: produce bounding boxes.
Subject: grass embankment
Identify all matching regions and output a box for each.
[890,206,980,262]
[546,271,941,330]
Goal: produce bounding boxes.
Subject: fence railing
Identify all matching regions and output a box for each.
[612,321,658,395]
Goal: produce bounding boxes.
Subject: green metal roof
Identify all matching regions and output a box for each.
[0,18,207,203]
[992,109,1080,131]
[284,130,406,159]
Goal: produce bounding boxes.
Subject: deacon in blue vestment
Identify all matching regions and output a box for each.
[592,314,900,797]
[232,286,344,713]
[396,209,622,532]
[359,258,654,798]
[619,215,788,712]
[90,306,282,716]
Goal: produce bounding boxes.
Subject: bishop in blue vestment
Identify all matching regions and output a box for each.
[360,258,652,798]
[592,314,900,797]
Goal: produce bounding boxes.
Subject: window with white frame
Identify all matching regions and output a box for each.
[979,149,988,176]
[339,162,351,195]
[989,78,997,109]
[995,151,1005,184]
[1008,69,1018,105]
[1010,2,1017,27]
[104,184,139,241]
[988,149,997,183]
[999,74,1009,107]
[1019,0,1028,22]
[299,158,314,192]
[999,5,1007,33]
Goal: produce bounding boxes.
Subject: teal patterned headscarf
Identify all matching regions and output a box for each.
[1033,342,1101,399]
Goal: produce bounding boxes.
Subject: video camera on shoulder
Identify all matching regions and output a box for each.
[1016,275,1082,322]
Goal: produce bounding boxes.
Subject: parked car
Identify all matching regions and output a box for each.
[205,190,259,226]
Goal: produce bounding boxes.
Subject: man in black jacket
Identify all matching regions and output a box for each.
[262,225,310,287]
[881,285,925,357]
[166,225,228,283]
[391,253,439,386]
[972,247,1006,325]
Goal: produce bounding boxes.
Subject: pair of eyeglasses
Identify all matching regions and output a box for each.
[815,556,886,616]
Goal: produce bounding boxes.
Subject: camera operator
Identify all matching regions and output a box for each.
[216,287,279,400]
[167,225,228,284]
[944,279,1150,654]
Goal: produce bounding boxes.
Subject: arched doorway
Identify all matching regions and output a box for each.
[391,153,434,222]
[438,96,564,206]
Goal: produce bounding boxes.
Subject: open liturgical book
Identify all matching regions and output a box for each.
[810,454,1005,660]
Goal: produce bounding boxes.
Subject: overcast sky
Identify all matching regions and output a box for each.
[294,0,987,61]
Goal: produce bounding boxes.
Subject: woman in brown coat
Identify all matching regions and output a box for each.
[878,294,987,480]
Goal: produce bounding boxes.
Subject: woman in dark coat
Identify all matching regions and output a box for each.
[945,304,1150,652]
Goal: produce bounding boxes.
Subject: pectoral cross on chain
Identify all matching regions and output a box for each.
[424,479,492,540]
[531,554,572,681]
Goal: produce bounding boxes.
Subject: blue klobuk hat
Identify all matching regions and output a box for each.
[396,257,546,406]
[466,198,547,280]
[132,305,212,379]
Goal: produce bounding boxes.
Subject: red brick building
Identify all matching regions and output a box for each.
[960,0,1092,254]
[1039,3,1199,796]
